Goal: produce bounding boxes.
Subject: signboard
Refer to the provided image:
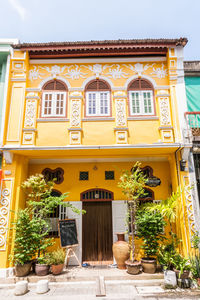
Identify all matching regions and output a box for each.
[58,219,78,248]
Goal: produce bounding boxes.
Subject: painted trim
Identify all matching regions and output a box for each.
[127,116,159,121]
[0,55,10,146]
[81,76,114,90]
[29,156,169,164]
[38,76,71,90]
[114,127,128,131]
[11,78,26,82]
[68,128,82,131]
[125,75,157,90]
[30,57,167,65]
[2,143,183,151]
[26,88,40,92]
[82,117,115,121]
[37,118,69,122]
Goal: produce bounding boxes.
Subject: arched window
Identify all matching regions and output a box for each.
[85,79,111,117]
[128,78,155,116]
[41,79,67,117]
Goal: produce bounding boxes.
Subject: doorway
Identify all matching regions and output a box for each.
[82,189,113,263]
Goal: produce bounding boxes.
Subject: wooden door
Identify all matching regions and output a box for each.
[82,201,113,262]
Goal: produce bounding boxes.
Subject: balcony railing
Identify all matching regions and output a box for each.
[185,112,200,142]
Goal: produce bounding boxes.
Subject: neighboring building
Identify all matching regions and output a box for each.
[0,40,18,168]
[0,38,196,277]
[184,61,200,232]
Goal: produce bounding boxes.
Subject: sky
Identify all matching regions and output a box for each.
[0,0,199,60]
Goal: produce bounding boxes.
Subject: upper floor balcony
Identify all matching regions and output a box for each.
[185,112,200,143]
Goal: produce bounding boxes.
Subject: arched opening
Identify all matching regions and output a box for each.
[85,79,111,117]
[128,78,155,116]
[81,188,113,263]
[41,79,67,118]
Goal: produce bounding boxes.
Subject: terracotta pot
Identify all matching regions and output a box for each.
[15,261,32,277]
[51,264,64,275]
[112,233,129,269]
[197,278,200,286]
[141,258,157,274]
[173,268,190,279]
[35,264,50,276]
[125,260,141,275]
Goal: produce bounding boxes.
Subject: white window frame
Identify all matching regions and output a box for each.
[86,91,110,117]
[42,91,67,117]
[129,90,154,116]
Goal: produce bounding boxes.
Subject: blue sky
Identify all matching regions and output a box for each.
[0,0,199,60]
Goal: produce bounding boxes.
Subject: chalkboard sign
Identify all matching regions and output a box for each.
[58,219,78,247]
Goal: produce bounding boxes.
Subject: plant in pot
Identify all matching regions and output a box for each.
[172,253,191,280]
[49,248,66,275]
[118,162,147,275]
[10,208,37,277]
[136,209,166,273]
[21,174,85,275]
[35,254,51,276]
[190,231,200,285]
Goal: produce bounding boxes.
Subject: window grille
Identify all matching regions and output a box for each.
[105,171,115,180]
[79,171,89,180]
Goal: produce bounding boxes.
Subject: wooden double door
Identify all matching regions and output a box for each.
[82,201,113,262]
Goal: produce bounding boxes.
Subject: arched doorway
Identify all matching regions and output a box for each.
[81,188,113,263]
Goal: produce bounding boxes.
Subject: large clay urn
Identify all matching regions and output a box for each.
[112,233,129,269]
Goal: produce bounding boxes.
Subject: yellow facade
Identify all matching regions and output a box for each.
[0,39,195,276]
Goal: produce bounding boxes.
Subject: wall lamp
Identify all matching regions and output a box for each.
[180,159,187,171]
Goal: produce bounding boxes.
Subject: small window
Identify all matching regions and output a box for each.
[85,79,111,117]
[128,78,155,116]
[79,171,89,180]
[42,80,67,118]
[105,171,115,180]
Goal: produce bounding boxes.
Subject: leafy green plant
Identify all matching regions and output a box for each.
[10,209,37,265]
[21,174,85,258]
[48,248,65,265]
[136,210,166,258]
[171,253,191,277]
[190,253,200,279]
[118,162,147,262]
[37,254,51,265]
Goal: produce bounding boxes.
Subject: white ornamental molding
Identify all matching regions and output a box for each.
[115,99,127,127]
[150,63,168,79]
[0,180,12,251]
[104,64,129,79]
[70,99,81,127]
[24,99,37,128]
[159,97,171,126]
[183,179,196,237]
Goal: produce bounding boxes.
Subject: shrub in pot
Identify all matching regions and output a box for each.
[136,210,166,273]
[172,253,191,279]
[118,162,147,275]
[49,248,66,275]
[10,209,37,277]
[190,232,200,285]
[35,255,51,276]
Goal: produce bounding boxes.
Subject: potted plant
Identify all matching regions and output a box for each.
[172,253,191,279]
[21,174,85,266]
[136,209,166,273]
[10,209,37,277]
[118,162,147,275]
[49,248,66,275]
[35,254,51,276]
[190,232,200,285]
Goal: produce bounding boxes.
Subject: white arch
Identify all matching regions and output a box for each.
[124,75,157,90]
[38,76,71,90]
[81,75,114,90]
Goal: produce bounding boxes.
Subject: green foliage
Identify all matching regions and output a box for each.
[48,248,66,265]
[171,253,191,277]
[118,162,147,262]
[143,187,182,228]
[190,253,200,279]
[191,231,200,250]
[21,174,85,258]
[136,210,166,258]
[10,209,37,265]
[37,253,51,265]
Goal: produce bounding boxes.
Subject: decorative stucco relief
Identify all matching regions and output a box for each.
[115,99,127,127]
[103,64,129,79]
[159,97,171,126]
[150,63,168,79]
[70,99,81,127]
[183,179,196,237]
[0,180,12,251]
[24,99,37,128]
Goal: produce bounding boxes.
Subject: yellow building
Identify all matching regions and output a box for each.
[0,38,196,277]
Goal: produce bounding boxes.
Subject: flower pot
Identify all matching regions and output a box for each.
[35,264,50,276]
[125,260,141,275]
[51,264,64,275]
[15,261,32,277]
[141,258,157,274]
[112,233,129,269]
[173,268,190,279]
[177,278,191,288]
